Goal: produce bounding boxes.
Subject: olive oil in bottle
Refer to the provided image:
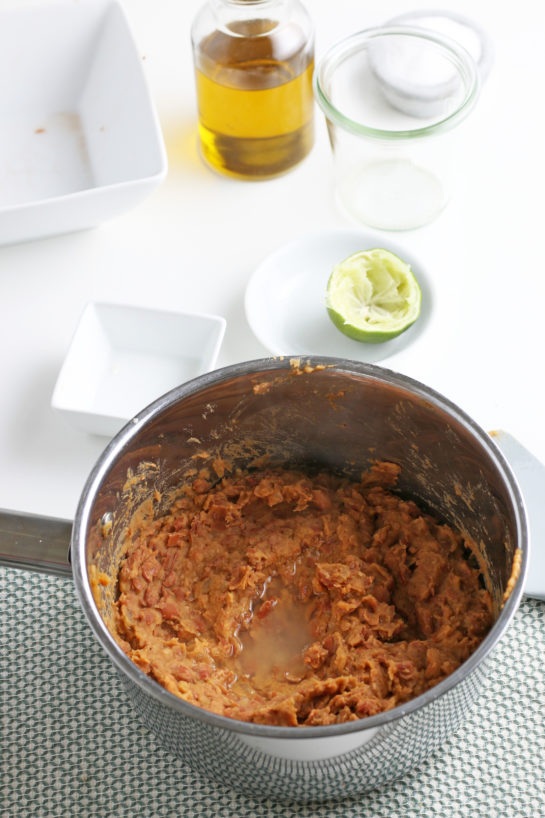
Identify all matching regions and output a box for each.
[191,0,314,179]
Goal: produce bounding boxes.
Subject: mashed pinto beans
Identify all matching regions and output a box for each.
[114,462,493,726]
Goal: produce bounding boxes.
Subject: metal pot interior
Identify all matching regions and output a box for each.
[74,357,526,734]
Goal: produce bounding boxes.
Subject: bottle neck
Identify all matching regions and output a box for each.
[211,0,291,16]
[210,0,292,35]
[216,0,285,5]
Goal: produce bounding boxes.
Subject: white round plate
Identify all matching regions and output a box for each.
[244,228,432,363]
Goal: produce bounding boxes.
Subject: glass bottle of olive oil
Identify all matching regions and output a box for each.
[191,0,314,179]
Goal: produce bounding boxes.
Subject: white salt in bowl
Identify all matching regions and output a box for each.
[51,302,226,437]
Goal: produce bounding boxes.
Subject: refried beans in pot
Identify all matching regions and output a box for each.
[113,462,493,726]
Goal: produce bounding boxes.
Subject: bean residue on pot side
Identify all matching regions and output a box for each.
[113,461,493,726]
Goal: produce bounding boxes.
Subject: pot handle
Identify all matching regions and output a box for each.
[491,431,545,601]
[0,509,72,578]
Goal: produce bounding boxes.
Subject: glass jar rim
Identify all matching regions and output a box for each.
[313,25,480,140]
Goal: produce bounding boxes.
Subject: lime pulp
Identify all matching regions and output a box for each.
[325,248,422,343]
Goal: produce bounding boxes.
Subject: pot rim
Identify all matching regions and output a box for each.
[71,356,528,739]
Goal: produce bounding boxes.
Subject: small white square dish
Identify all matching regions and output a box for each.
[0,0,167,245]
[52,302,226,437]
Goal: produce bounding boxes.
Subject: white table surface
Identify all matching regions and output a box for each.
[0,0,543,522]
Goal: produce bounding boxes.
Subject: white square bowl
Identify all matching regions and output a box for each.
[51,303,226,437]
[0,0,167,245]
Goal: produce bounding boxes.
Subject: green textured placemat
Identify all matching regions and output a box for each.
[1,566,544,818]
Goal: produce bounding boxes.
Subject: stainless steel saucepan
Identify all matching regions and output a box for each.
[1,358,542,802]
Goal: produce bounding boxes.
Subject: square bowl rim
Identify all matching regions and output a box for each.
[0,0,168,217]
[51,301,227,423]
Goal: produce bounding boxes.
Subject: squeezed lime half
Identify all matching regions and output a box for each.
[326,248,422,343]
